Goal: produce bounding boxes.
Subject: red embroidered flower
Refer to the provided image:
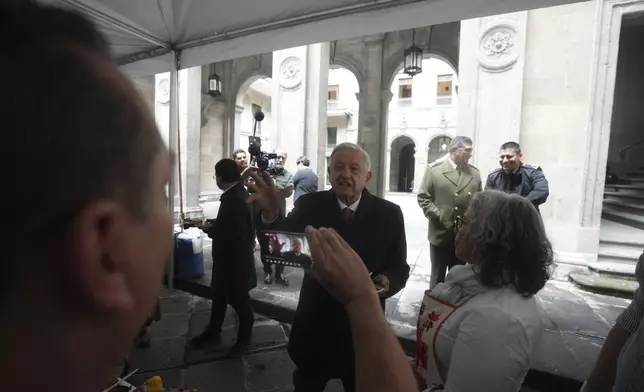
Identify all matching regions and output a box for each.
[429,311,441,323]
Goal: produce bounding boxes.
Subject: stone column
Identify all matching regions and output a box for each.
[272,45,329,175]
[305,42,330,186]
[271,47,307,173]
[384,146,392,192]
[356,36,389,197]
[457,12,528,176]
[178,67,204,219]
[233,105,244,151]
[200,97,225,197]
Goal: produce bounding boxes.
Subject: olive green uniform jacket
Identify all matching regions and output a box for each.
[417,159,482,246]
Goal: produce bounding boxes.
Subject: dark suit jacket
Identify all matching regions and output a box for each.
[265,189,409,374]
[205,182,257,292]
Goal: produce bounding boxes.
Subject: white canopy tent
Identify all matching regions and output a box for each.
[43,0,584,77]
[41,0,585,287]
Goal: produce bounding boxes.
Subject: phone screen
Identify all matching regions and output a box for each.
[260,230,313,269]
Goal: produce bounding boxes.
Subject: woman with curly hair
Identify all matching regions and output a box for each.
[414,190,553,392]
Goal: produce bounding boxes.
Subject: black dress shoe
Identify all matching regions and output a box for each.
[275,274,289,286]
[264,273,273,284]
[189,330,221,349]
[227,340,250,358]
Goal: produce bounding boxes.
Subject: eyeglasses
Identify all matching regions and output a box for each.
[454,215,468,234]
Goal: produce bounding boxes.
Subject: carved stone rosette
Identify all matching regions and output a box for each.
[478,22,520,72]
[156,77,170,104]
[279,56,303,90]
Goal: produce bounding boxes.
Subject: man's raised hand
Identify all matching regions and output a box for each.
[247,171,283,221]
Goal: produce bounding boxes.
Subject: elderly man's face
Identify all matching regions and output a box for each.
[451,144,473,167]
[292,239,302,253]
[274,149,287,169]
[329,149,372,202]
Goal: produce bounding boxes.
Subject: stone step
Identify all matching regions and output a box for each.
[598,243,643,261]
[603,198,644,213]
[602,206,644,230]
[603,191,644,202]
[600,219,644,246]
[569,270,638,297]
[630,177,644,183]
[607,184,644,191]
[588,260,637,280]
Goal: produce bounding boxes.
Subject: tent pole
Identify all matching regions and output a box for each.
[166,50,180,290]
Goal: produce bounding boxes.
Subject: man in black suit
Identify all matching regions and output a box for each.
[249,142,410,392]
[190,159,256,356]
[281,238,313,268]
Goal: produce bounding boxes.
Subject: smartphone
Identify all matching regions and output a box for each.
[260,230,313,269]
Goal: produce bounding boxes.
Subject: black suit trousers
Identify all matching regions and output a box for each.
[208,274,254,343]
[293,367,355,392]
[429,242,464,288]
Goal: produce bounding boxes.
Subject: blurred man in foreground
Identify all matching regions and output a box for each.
[0,3,172,390]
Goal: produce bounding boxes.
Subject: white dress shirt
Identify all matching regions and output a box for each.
[430,264,544,392]
[262,193,362,224]
[338,195,361,212]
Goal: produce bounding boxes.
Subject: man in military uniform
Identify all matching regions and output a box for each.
[417,136,482,288]
[485,142,549,212]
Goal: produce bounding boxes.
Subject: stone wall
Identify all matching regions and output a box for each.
[457,1,598,263]
[521,1,597,260]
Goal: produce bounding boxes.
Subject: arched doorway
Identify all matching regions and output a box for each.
[428,135,452,164]
[235,76,274,153]
[389,136,416,192]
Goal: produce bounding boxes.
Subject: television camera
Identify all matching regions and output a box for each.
[248,109,277,172]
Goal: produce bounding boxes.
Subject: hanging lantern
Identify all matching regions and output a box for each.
[208,72,222,97]
[403,29,423,77]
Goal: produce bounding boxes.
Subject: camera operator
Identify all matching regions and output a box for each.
[259,148,294,285]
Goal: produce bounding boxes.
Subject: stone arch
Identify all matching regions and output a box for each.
[389,135,416,193]
[384,51,458,90]
[388,131,420,150]
[234,73,272,106]
[427,134,453,164]
[232,73,273,153]
[331,53,365,83]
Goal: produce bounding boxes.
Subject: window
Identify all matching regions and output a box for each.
[252,104,262,134]
[398,78,413,99]
[328,85,339,101]
[327,127,338,148]
[436,74,453,105]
